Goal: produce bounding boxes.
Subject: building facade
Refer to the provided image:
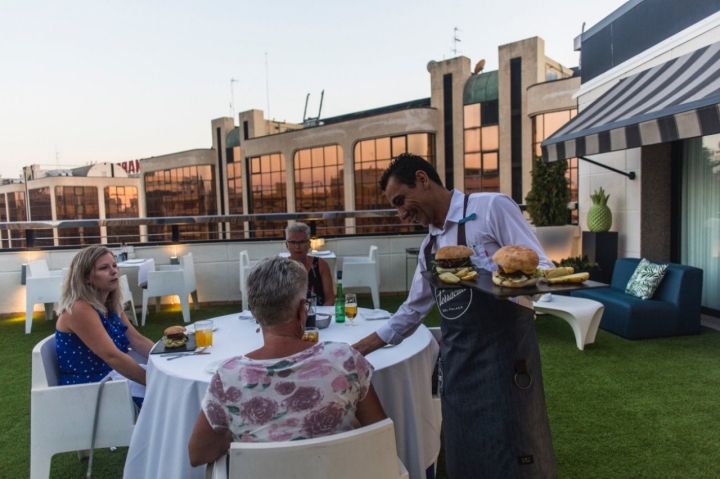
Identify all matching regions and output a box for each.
[542,0,720,314]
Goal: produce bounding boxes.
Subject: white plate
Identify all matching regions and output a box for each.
[205,359,225,374]
[312,250,332,256]
[185,324,219,334]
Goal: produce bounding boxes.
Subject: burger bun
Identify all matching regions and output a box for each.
[492,245,539,273]
[436,245,474,260]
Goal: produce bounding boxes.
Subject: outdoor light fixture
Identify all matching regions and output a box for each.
[310,237,325,253]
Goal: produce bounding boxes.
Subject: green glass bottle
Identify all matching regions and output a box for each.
[335,281,345,323]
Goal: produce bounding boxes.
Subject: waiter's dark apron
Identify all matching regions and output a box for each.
[428,195,556,479]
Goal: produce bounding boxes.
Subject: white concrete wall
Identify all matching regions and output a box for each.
[577,148,641,259]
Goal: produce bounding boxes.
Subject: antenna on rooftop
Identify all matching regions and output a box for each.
[265,52,271,119]
[302,90,325,128]
[453,27,462,57]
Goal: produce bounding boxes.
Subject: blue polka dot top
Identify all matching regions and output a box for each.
[55,309,130,385]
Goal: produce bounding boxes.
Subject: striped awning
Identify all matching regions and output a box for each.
[542,41,720,162]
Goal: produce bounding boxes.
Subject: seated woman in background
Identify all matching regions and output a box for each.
[188,257,386,467]
[285,223,335,305]
[55,245,154,408]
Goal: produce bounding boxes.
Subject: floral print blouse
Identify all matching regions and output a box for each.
[202,341,374,442]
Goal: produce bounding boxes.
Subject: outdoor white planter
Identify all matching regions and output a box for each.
[531,225,580,264]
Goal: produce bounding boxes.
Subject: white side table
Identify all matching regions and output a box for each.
[533,295,605,350]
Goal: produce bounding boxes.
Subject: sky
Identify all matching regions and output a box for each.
[0,0,628,179]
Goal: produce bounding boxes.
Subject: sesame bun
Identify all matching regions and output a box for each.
[491,245,539,274]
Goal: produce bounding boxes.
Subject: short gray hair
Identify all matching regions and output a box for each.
[247,257,307,328]
[285,222,311,240]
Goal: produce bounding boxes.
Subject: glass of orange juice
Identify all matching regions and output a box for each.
[195,320,214,348]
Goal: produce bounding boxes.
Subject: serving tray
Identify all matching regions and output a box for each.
[421,270,609,299]
[150,334,197,354]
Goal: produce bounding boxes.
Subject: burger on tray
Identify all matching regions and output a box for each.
[491,245,543,288]
[163,325,189,348]
[434,245,478,283]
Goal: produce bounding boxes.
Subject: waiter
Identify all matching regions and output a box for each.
[353,153,557,478]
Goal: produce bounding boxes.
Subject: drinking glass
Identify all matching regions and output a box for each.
[195,320,214,348]
[345,293,358,326]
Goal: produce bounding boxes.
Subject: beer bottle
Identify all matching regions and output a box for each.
[335,281,345,323]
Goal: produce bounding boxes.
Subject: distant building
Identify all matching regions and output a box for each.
[137,36,580,239]
[1,36,581,245]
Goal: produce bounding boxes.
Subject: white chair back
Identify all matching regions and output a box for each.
[141,253,199,326]
[341,245,381,309]
[210,418,408,479]
[119,275,138,326]
[28,259,51,278]
[239,251,257,311]
[25,262,65,334]
[31,335,136,479]
[180,252,197,293]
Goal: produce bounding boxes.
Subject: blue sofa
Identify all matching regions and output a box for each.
[570,258,703,340]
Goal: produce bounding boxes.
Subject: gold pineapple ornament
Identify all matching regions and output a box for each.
[588,187,612,232]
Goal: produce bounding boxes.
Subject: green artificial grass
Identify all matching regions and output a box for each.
[4,295,720,478]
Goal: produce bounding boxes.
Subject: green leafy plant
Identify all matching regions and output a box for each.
[553,255,600,271]
[525,156,570,226]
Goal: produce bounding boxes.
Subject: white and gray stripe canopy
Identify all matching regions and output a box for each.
[542,41,720,162]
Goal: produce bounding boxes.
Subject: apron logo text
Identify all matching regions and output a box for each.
[435,288,473,320]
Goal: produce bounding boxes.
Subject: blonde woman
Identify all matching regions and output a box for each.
[55,245,154,407]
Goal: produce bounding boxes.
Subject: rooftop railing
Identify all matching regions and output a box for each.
[0,209,418,249]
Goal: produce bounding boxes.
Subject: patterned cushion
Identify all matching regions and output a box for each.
[625,258,668,300]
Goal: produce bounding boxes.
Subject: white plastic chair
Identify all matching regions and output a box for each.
[341,245,381,309]
[30,335,137,479]
[119,275,138,326]
[207,418,409,479]
[141,253,199,326]
[25,260,66,334]
[239,251,257,311]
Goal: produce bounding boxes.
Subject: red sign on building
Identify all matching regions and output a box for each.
[118,159,141,174]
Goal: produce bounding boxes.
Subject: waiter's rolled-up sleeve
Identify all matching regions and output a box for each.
[375,244,436,345]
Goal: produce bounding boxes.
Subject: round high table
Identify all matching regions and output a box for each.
[123,307,440,479]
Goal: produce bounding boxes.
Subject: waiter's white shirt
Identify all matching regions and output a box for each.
[376,190,554,345]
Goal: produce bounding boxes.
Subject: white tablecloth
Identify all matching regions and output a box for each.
[118,258,155,285]
[123,307,440,479]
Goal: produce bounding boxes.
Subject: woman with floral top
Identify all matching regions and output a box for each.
[188,257,386,467]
